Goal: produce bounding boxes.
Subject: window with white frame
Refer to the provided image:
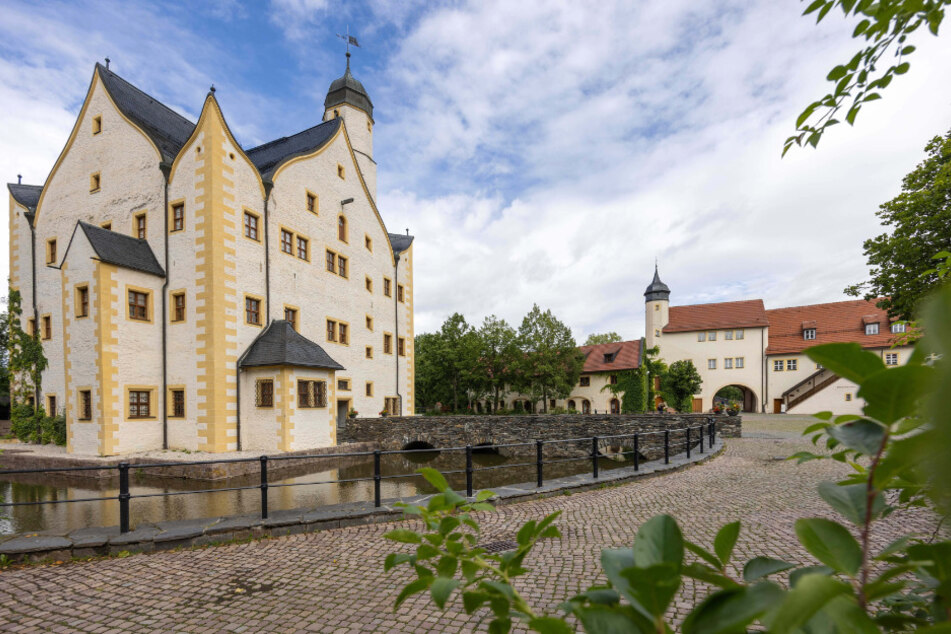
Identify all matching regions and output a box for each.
[708,359,717,370]
[885,353,898,366]
[787,359,798,371]
[890,322,906,334]
[866,323,880,335]
[735,329,744,340]
[773,360,784,371]
[708,331,717,341]
[725,330,733,340]
[697,332,706,342]
[724,358,733,369]
[735,357,744,369]
[803,328,816,340]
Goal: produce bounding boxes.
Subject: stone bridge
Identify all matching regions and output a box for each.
[340,413,741,460]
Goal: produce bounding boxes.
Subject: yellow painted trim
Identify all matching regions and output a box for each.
[76,387,93,421]
[365,381,374,397]
[383,331,393,355]
[337,377,352,391]
[365,275,373,293]
[398,336,406,357]
[92,114,102,135]
[278,225,297,257]
[283,303,300,330]
[243,293,265,327]
[167,385,186,419]
[125,284,155,323]
[90,172,101,193]
[365,314,374,331]
[337,214,349,244]
[295,232,311,262]
[74,283,90,319]
[364,234,373,252]
[124,385,158,420]
[383,276,392,297]
[169,288,187,323]
[305,188,318,215]
[397,283,405,303]
[325,316,351,346]
[279,367,293,451]
[324,246,338,273]
[132,210,147,239]
[100,221,112,230]
[336,253,348,279]
[337,163,345,179]
[96,261,120,455]
[60,262,73,448]
[242,207,262,243]
[168,198,186,233]
[40,313,52,340]
[255,377,275,408]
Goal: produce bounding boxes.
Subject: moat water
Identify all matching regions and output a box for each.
[0,448,644,535]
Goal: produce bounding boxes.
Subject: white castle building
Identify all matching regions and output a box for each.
[8,55,414,456]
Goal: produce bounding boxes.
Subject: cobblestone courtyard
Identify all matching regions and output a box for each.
[0,416,939,632]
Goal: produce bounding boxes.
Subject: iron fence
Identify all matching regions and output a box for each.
[0,422,718,533]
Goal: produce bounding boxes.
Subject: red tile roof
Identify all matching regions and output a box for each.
[765,299,897,355]
[578,340,641,373]
[663,299,768,333]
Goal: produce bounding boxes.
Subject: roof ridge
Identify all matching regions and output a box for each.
[96,63,194,129]
[672,298,764,309]
[245,119,339,155]
[765,298,886,312]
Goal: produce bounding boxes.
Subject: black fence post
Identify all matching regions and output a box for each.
[465,445,473,498]
[118,462,130,534]
[259,455,269,520]
[664,430,670,464]
[592,436,599,479]
[633,434,639,471]
[536,440,543,487]
[686,426,691,459]
[373,450,382,508]
[711,421,717,445]
[699,426,704,453]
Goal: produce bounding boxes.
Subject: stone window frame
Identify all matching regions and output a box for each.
[365,314,374,331]
[383,332,393,355]
[75,284,90,319]
[169,199,186,233]
[305,189,318,215]
[337,164,346,180]
[168,386,186,419]
[126,386,156,420]
[244,294,264,327]
[337,215,348,243]
[397,284,405,303]
[336,254,348,279]
[170,290,186,323]
[579,376,591,387]
[398,336,406,357]
[92,114,102,135]
[255,379,275,408]
[90,172,101,193]
[365,381,374,397]
[133,211,147,240]
[365,345,373,359]
[384,396,399,415]
[383,277,392,298]
[41,314,52,340]
[284,304,300,331]
[326,318,350,345]
[280,227,294,255]
[78,388,93,421]
[364,234,373,252]
[337,377,352,391]
[126,286,153,323]
[298,380,328,408]
[707,331,717,341]
[243,209,261,242]
[46,394,57,417]
[365,276,373,293]
[325,248,337,273]
[46,238,57,265]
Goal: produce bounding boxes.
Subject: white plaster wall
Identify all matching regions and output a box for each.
[645,300,669,349]
[239,368,282,453]
[325,105,375,200]
[287,367,336,450]
[787,379,864,415]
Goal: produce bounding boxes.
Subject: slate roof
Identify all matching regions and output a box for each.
[579,340,641,373]
[239,320,345,370]
[96,63,195,162]
[765,299,898,355]
[663,299,769,333]
[388,232,414,255]
[324,59,374,120]
[245,119,341,180]
[8,183,43,211]
[644,266,671,302]
[77,222,165,277]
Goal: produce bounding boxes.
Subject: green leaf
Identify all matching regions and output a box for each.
[476,489,495,501]
[488,617,512,634]
[619,564,681,617]
[818,481,884,525]
[569,588,621,605]
[438,516,460,536]
[858,364,935,424]
[685,540,722,568]
[821,594,879,632]
[743,557,796,582]
[794,518,862,575]
[384,529,422,544]
[713,521,740,566]
[766,574,851,634]
[419,468,450,492]
[632,514,684,569]
[827,65,848,81]
[803,0,826,15]
[803,422,831,435]
[789,565,833,587]
[527,617,573,634]
[417,543,440,559]
[436,555,457,577]
[384,553,415,571]
[517,520,537,547]
[682,562,740,589]
[394,577,431,609]
[894,62,910,74]
[813,410,834,421]
[805,343,884,384]
[430,577,460,609]
[827,419,886,455]
[875,535,915,560]
[462,590,490,614]
[570,604,655,633]
[682,582,784,634]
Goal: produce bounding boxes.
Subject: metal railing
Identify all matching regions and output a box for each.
[0,422,718,533]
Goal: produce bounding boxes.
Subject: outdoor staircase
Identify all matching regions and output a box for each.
[784,367,840,410]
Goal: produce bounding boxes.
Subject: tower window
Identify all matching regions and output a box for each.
[398,337,406,356]
[92,115,102,135]
[76,286,89,318]
[135,212,147,239]
[306,191,317,214]
[79,390,92,420]
[338,215,348,242]
[337,164,345,179]
[90,172,101,192]
[171,203,184,232]
[397,284,405,303]
[47,238,57,264]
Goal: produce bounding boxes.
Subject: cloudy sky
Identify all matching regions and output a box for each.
[2,0,950,341]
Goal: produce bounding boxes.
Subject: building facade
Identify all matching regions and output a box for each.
[8,57,414,456]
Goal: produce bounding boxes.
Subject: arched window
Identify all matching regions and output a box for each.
[610,398,620,414]
[582,400,591,415]
[338,215,347,242]
[567,400,576,411]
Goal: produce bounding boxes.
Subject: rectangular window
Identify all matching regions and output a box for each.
[297,236,309,261]
[365,346,373,359]
[384,333,393,354]
[298,380,327,408]
[338,322,349,345]
[129,390,151,418]
[365,235,372,251]
[890,322,906,334]
[28,318,36,337]
[327,319,337,342]
[171,292,186,322]
[725,330,733,340]
[171,389,185,418]
[245,296,261,325]
[398,337,406,356]
[697,332,706,342]
[129,291,148,321]
[338,378,351,391]
[774,360,784,371]
[135,213,147,239]
[256,379,274,407]
[244,211,259,240]
[885,353,898,366]
[803,328,816,340]
[708,358,716,370]
[77,285,89,318]
[845,393,853,402]
[735,329,744,340]
[610,374,618,385]
[383,278,392,297]
[366,315,373,330]
[90,172,101,192]
[866,323,880,335]
[42,315,52,340]
[92,115,102,135]
[281,229,293,254]
[708,331,717,341]
[326,249,336,273]
[337,164,345,179]
[171,203,184,232]
[337,255,348,278]
[47,238,57,264]
[787,359,798,371]
[284,307,298,331]
[724,358,733,369]
[79,390,92,420]
[579,376,591,387]
[365,382,374,397]
[338,215,348,242]
[384,397,399,415]
[47,395,57,415]
[735,357,745,369]
[397,285,405,303]
[306,191,317,214]
[365,276,373,293]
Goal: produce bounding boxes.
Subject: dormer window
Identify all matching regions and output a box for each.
[603,352,617,363]
[803,328,816,340]
[891,322,906,334]
[865,323,879,335]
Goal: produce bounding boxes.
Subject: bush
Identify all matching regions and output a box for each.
[42,414,66,446]
[10,403,44,443]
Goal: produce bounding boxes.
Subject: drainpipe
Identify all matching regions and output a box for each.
[761,327,767,413]
[262,180,273,322]
[158,162,172,449]
[29,217,40,411]
[394,253,401,415]
[235,365,242,451]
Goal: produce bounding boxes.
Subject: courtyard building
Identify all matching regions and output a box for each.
[8,56,414,456]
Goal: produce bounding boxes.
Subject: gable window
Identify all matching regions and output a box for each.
[42,315,52,340]
[365,346,373,359]
[326,249,336,273]
[366,315,373,330]
[128,291,149,321]
[383,278,392,297]
[76,286,89,318]
[92,115,102,135]
[885,352,898,366]
[255,379,274,407]
[337,255,348,278]
[697,332,706,342]
[79,390,92,420]
[579,376,591,387]
[724,358,733,369]
[735,329,745,340]
[397,284,405,303]
[365,276,373,293]
[172,292,186,322]
[170,389,185,418]
[298,380,327,408]
[890,322,906,334]
[708,331,717,341]
[245,296,261,325]
[365,235,372,252]
[398,337,406,356]
[101,222,112,231]
[803,328,816,340]
[171,203,184,232]
[773,360,784,371]
[384,333,393,354]
[866,323,880,335]
[90,172,101,192]
[129,390,151,418]
[297,236,309,261]
[845,393,853,402]
[284,307,298,330]
[281,229,293,254]
[47,238,57,264]
[243,211,259,241]
[708,358,716,370]
[735,357,745,369]
[786,359,798,371]
[338,215,348,242]
[306,191,317,214]
[135,212,147,239]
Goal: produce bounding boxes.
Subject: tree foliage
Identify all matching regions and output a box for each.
[5,288,46,408]
[784,0,949,156]
[514,305,585,413]
[583,332,622,346]
[845,129,951,320]
[659,359,702,413]
[475,316,521,413]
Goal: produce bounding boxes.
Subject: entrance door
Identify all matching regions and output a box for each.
[692,398,703,413]
[337,399,350,429]
[773,399,783,414]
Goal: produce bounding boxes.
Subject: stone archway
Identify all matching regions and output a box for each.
[713,385,757,413]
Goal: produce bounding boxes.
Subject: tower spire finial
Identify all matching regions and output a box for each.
[336,26,361,72]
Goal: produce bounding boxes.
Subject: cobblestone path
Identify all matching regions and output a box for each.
[0,433,939,633]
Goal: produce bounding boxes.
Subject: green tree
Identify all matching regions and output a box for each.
[514,305,585,413]
[474,315,520,413]
[414,332,451,412]
[435,313,481,412]
[583,332,622,346]
[715,385,744,403]
[601,368,648,413]
[6,288,46,409]
[660,359,702,413]
[785,0,950,156]
[640,345,667,411]
[845,129,951,320]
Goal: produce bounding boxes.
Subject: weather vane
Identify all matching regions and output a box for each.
[336,26,361,58]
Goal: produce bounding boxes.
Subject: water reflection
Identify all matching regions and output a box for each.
[0,448,641,536]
